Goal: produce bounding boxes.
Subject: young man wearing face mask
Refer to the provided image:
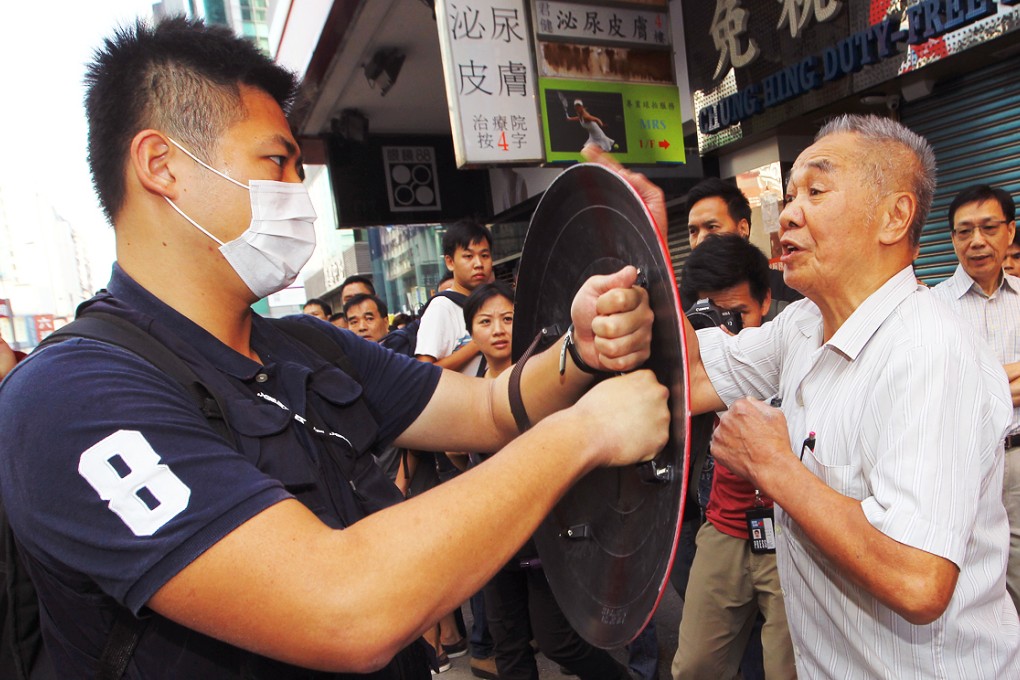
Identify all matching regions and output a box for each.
[0,17,669,679]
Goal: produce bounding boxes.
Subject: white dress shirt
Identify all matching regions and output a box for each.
[931,265,1020,435]
[699,266,1019,678]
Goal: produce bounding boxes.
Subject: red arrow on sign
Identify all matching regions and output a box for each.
[658,139,670,150]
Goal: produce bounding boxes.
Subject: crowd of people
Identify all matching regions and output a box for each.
[0,14,1019,680]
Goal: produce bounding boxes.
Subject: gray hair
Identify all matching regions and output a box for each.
[816,114,936,247]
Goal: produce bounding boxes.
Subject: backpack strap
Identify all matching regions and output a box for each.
[434,290,468,307]
[37,313,233,445]
[1,504,44,680]
[267,318,362,384]
[95,610,144,680]
[27,314,381,676]
[28,311,248,679]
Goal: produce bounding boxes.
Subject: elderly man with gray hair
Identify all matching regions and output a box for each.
[657,114,1020,677]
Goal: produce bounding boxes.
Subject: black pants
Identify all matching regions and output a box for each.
[482,561,629,680]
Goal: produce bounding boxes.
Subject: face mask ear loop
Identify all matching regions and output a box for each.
[163,196,226,246]
[165,136,249,190]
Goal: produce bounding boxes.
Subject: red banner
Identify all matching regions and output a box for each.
[34,315,55,338]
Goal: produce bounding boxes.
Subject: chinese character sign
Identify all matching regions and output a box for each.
[437,0,545,166]
[710,0,759,79]
[535,1,671,47]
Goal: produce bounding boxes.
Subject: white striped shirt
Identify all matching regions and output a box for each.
[700,266,1020,679]
[930,265,1020,435]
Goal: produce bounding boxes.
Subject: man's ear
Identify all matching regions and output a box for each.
[129,130,176,199]
[760,290,772,318]
[738,219,750,240]
[877,192,916,246]
[444,255,454,272]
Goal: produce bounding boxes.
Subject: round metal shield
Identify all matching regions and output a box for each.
[512,163,690,648]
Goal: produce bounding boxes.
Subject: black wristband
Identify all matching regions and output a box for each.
[559,324,605,376]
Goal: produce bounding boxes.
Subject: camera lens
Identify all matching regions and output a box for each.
[686,311,718,331]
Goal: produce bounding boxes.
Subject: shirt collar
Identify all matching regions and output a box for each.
[945,264,1019,299]
[1004,273,1020,295]
[824,266,920,361]
[105,263,263,381]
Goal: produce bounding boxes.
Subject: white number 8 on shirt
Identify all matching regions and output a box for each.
[79,430,191,536]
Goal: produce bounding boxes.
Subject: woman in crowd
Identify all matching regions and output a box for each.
[463,282,630,680]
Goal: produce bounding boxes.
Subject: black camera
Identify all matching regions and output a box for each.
[685,298,742,334]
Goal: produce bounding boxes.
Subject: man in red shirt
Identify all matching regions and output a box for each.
[672,234,795,680]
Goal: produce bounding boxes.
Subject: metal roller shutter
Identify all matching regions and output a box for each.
[902,58,1020,285]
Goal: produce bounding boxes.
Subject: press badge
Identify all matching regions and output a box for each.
[746,506,776,554]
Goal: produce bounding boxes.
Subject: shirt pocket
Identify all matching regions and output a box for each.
[802,445,866,500]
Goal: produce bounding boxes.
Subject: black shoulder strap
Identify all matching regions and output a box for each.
[38,313,232,445]
[435,290,469,307]
[1,504,46,680]
[26,315,371,678]
[2,501,141,680]
[31,311,255,678]
[267,318,361,383]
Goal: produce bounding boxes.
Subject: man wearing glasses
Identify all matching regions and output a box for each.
[932,184,1020,613]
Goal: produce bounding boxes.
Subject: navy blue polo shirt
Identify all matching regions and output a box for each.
[0,264,441,677]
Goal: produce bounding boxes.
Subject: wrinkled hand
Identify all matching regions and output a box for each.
[570,266,652,373]
[0,336,16,380]
[582,146,667,235]
[573,370,669,467]
[712,397,793,491]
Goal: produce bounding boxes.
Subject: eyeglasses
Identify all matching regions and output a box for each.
[951,219,1009,241]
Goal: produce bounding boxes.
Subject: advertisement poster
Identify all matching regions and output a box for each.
[540,78,685,164]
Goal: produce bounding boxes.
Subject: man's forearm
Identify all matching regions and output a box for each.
[434,342,481,372]
[683,315,725,415]
[486,334,593,438]
[1005,362,1020,407]
[417,341,482,373]
[762,454,958,624]
[150,411,595,672]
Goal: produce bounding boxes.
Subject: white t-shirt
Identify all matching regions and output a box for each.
[415,295,482,377]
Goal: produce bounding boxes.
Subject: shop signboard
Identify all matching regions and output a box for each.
[533,0,685,164]
[539,79,685,163]
[436,0,546,167]
[33,314,55,343]
[534,1,672,47]
[684,0,1020,153]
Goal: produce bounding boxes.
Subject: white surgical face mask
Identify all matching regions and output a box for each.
[163,137,317,299]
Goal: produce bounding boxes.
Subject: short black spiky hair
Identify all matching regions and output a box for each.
[679,233,770,310]
[343,293,389,318]
[686,178,751,227]
[84,16,298,224]
[947,184,1016,228]
[442,219,494,258]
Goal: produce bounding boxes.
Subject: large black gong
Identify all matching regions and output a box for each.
[512,163,690,648]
